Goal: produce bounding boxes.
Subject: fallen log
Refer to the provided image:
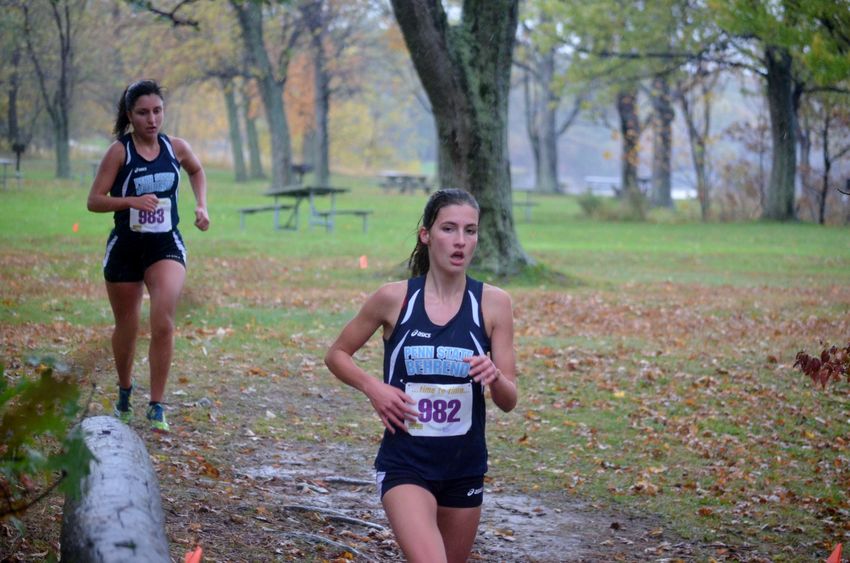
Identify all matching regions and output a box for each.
[60,416,169,562]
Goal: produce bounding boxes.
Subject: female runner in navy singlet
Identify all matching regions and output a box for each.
[87,79,209,433]
[325,189,517,562]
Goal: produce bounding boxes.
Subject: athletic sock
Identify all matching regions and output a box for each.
[116,384,133,412]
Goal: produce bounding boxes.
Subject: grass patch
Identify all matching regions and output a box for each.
[3,157,850,560]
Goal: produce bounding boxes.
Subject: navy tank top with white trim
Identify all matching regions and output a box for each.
[375,275,491,480]
[111,133,181,234]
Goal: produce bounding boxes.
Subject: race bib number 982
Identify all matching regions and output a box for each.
[405,382,472,437]
[130,198,172,233]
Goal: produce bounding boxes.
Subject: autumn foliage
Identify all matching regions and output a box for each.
[794,342,850,388]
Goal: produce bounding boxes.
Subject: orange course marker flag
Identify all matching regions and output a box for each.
[826,543,842,563]
[359,255,368,269]
[185,546,203,563]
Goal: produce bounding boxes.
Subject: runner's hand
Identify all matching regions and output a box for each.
[132,194,159,212]
[365,381,418,434]
[466,355,501,386]
[194,207,210,231]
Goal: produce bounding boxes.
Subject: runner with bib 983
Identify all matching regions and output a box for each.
[325,188,517,563]
[87,79,209,433]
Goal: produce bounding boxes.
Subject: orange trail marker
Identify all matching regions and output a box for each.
[359,255,368,269]
[826,543,842,563]
[72,223,79,233]
[184,546,203,563]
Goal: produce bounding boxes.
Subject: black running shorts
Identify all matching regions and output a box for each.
[376,470,484,508]
[102,229,187,283]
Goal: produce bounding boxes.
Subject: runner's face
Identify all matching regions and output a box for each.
[128,94,164,139]
[421,204,479,273]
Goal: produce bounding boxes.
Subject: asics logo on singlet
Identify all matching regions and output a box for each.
[134,167,148,173]
[411,329,431,338]
[467,487,483,496]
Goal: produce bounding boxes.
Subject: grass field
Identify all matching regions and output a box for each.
[2,158,850,561]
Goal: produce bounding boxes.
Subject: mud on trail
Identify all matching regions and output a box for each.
[134,369,714,563]
[173,441,708,563]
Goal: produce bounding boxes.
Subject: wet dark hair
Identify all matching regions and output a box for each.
[113,80,164,138]
[407,188,480,277]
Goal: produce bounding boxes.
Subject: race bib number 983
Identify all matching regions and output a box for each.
[130,198,172,233]
[405,382,472,437]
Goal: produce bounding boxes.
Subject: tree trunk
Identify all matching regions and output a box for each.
[231,1,293,188]
[819,120,832,225]
[523,50,559,193]
[6,47,21,149]
[223,78,248,182]
[617,87,640,197]
[391,0,530,276]
[675,79,712,221]
[650,74,673,208]
[763,45,796,220]
[797,110,814,220]
[23,1,80,179]
[60,416,169,562]
[304,2,331,186]
[242,81,266,180]
[522,70,541,188]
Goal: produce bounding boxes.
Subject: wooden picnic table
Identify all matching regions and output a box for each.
[379,171,430,194]
[239,184,373,233]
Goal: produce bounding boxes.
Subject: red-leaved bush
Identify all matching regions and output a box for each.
[794,342,850,388]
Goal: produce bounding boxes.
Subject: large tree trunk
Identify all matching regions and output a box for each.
[650,74,673,208]
[61,416,169,562]
[391,0,530,275]
[763,45,796,220]
[617,87,640,197]
[223,78,248,182]
[231,1,293,188]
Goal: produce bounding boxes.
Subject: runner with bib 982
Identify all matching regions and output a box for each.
[325,188,517,562]
[87,79,209,433]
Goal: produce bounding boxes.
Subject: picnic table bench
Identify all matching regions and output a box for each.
[379,171,430,194]
[238,203,295,230]
[238,184,372,233]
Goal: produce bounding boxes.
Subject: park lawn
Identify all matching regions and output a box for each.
[2,158,850,561]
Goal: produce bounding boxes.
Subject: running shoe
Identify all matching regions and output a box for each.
[113,404,133,424]
[146,403,170,433]
[113,384,134,423]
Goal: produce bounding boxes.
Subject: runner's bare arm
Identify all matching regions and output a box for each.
[475,284,517,412]
[172,137,209,231]
[325,282,419,433]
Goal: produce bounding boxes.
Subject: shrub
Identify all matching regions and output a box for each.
[0,357,93,536]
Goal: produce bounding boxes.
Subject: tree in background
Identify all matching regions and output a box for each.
[515,6,586,195]
[391,0,531,276]
[712,0,850,221]
[230,0,300,188]
[0,9,42,172]
[798,92,850,224]
[18,0,90,179]
[542,1,652,205]
[675,61,723,221]
[299,0,376,186]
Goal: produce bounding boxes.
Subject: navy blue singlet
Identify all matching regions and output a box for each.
[111,133,181,234]
[375,275,491,480]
